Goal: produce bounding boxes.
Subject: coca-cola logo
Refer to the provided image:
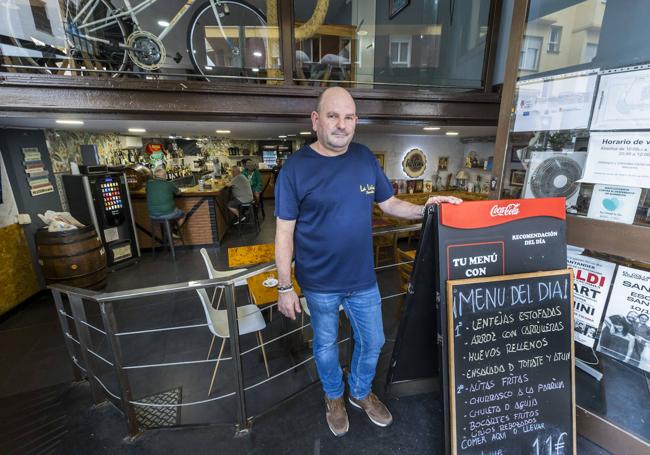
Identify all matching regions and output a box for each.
[490,203,520,217]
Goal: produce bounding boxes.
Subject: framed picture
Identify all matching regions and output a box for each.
[406,180,416,194]
[389,0,410,19]
[374,153,385,170]
[438,156,448,171]
[510,169,526,186]
[510,146,522,163]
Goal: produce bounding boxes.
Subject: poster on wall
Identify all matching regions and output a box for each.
[587,184,642,224]
[597,266,650,372]
[21,147,54,196]
[591,67,650,130]
[513,71,598,132]
[581,132,650,188]
[567,248,616,348]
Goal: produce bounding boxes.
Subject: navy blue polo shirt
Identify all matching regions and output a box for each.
[274,143,394,293]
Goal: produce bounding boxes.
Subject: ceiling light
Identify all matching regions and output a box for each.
[216,130,231,134]
[278,135,287,138]
[423,126,440,131]
[128,128,146,133]
[253,51,262,57]
[56,119,84,125]
[184,137,192,140]
[357,30,368,36]
[446,131,459,136]
[158,20,170,27]
[300,131,311,135]
[251,68,260,72]
[287,134,296,137]
[205,66,213,70]
[169,135,176,139]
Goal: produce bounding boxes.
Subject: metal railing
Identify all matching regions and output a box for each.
[50,224,420,439]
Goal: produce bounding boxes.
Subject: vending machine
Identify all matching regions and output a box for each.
[63,172,140,267]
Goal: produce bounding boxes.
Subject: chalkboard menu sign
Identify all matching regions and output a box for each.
[447,269,575,455]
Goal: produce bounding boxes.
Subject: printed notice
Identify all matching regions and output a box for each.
[567,250,616,347]
[447,270,575,455]
[597,266,650,372]
[582,132,650,188]
[514,72,597,132]
[587,185,642,224]
[591,68,650,130]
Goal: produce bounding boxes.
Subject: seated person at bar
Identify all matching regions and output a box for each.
[243,159,263,202]
[228,166,254,224]
[146,166,184,220]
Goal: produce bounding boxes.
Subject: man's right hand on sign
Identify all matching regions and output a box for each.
[278,289,301,320]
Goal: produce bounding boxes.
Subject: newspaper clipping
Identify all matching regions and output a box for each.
[597,266,650,372]
[568,250,616,348]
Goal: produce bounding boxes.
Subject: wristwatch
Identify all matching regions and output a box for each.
[419,205,426,217]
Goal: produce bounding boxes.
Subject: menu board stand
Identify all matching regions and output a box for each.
[387,198,571,454]
[447,270,576,455]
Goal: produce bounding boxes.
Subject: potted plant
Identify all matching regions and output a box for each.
[547,132,570,151]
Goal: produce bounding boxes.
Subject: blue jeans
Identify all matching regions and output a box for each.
[303,284,385,400]
[151,207,184,220]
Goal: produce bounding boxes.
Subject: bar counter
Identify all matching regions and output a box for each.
[130,179,233,248]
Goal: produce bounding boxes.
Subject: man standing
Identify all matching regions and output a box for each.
[243,159,263,202]
[271,157,283,185]
[274,87,461,436]
[227,166,254,224]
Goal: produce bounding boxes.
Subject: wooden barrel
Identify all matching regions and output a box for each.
[36,225,108,290]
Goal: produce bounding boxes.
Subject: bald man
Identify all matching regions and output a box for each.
[274,87,462,436]
[227,166,254,224]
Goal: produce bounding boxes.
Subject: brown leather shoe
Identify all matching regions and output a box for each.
[325,396,349,437]
[348,392,393,427]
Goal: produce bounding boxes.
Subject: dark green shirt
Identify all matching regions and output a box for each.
[243,168,262,193]
[146,178,180,217]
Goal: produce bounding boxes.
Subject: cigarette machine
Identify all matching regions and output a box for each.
[63,171,140,267]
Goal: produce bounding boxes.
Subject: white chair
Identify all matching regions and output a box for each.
[196,288,270,395]
[199,248,247,308]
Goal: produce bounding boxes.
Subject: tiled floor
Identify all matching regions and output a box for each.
[0,203,620,453]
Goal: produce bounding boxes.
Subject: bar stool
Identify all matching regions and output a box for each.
[237,202,260,235]
[150,213,185,260]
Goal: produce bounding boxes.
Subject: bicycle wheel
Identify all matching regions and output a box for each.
[187,0,268,80]
[63,0,130,77]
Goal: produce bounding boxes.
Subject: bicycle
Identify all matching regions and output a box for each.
[3,0,269,79]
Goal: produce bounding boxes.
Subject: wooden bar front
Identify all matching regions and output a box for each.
[131,181,233,248]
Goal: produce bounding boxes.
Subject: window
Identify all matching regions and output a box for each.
[297,39,314,63]
[390,36,412,67]
[29,0,52,35]
[519,36,543,71]
[339,38,351,65]
[547,26,562,53]
[583,42,598,63]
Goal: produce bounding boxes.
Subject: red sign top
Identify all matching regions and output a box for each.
[439,198,566,229]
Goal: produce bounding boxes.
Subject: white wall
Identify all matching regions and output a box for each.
[354,134,465,182]
[0,150,19,228]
